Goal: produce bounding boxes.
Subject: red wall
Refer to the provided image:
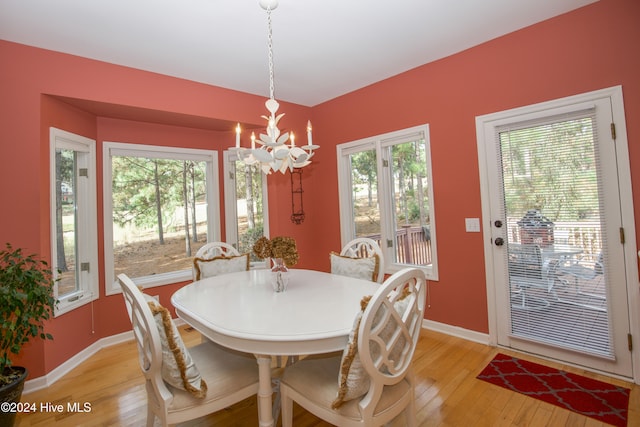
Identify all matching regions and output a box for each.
[306,0,640,332]
[0,40,312,378]
[0,0,638,379]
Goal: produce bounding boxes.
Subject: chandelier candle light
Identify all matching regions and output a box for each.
[232,0,319,175]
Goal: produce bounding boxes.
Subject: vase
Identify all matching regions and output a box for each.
[270,258,289,292]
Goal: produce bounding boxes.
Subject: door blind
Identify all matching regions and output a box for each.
[496,107,613,358]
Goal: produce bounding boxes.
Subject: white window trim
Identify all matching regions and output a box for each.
[337,124,438,280]
[103,142,220,295]
[50,128,99,316]
[223,150,270,269]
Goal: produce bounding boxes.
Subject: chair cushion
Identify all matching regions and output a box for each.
[168,340,259,411]
[332,296,371,409]
[282,353,411,419]
[193,253,250,280]
[332,289,413,409]
[147,300,208,398]
[330,252,379,282]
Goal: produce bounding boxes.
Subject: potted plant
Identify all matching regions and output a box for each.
[0,243,57,426]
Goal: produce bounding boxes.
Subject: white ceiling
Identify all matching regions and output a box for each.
[1,0,597,107]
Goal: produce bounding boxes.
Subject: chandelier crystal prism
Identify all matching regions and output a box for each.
[232,0,319,175]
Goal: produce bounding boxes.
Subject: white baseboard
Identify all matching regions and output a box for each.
[422,319,490,345]
[23,330,134,394]
[23,317,189,394]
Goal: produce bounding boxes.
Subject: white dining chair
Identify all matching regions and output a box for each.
[192,241,248,281]
[279,267,426,427]
[332,237,385,283]
[117,274,260,427]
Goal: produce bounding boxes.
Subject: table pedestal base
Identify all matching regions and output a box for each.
[256,355,274,427]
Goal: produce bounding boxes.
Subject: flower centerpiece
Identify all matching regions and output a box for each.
[253,236,298,292]
[252,236,299,267]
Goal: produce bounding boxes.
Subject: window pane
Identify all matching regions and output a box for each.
[55,148,78,296]
[111,156,209,278]
[338,125,437,279]
[349,149,381,239]
[51,128,99,313]
[388,140,432,267]
[233,161,265,260]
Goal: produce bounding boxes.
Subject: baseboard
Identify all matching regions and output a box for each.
[23,330,134,394]
[422,319,490,345]
[23,317,189,394]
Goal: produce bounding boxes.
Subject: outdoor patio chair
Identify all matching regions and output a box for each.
[559,252,604,281]
[556,252,606,311]
[507,244,559,310]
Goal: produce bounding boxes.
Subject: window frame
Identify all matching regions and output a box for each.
[337,124,438,280]
[223,149,270,269]
[103,142,220,295]
[49,128,99,315]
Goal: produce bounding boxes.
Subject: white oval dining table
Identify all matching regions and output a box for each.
[171,268,381,427]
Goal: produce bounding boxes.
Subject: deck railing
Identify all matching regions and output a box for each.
[506,218,601,259]
[364,219,601,267]
[365,225,432,265]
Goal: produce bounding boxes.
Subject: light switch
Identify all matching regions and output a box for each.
[465,218,481,232]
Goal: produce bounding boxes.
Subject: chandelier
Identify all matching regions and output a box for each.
[232,0,319,175]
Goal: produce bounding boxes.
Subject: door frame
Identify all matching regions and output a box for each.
[476,85,640,383]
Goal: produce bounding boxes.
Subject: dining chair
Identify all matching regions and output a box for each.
[117,274,259,427]
[279,267,426,427]
[192,241,248,281]
[331,237,385,283]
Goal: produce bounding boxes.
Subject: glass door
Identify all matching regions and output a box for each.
[479,89,635,378]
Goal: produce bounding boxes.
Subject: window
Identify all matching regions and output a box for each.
[50,128,99,315]
[337,125,438,279]
[103,143,220,294]
[223,150,269,266]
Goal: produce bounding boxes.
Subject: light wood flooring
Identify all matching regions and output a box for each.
[16,326,640,426]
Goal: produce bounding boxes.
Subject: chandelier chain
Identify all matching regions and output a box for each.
[266,6,275,100]
[231,1,318,175]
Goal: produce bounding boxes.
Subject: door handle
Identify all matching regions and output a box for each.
[494,237,504,246]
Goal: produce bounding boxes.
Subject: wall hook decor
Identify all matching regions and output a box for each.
[290,169,305,224]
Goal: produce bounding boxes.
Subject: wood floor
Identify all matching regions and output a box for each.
[16,326,640,426]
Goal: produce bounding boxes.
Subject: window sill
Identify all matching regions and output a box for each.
[55,291,98,317]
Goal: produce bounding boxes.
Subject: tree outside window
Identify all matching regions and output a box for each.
[337,125,438,279]
[103,143,219,294]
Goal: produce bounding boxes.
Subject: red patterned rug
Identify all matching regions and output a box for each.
[477,353,630,426]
